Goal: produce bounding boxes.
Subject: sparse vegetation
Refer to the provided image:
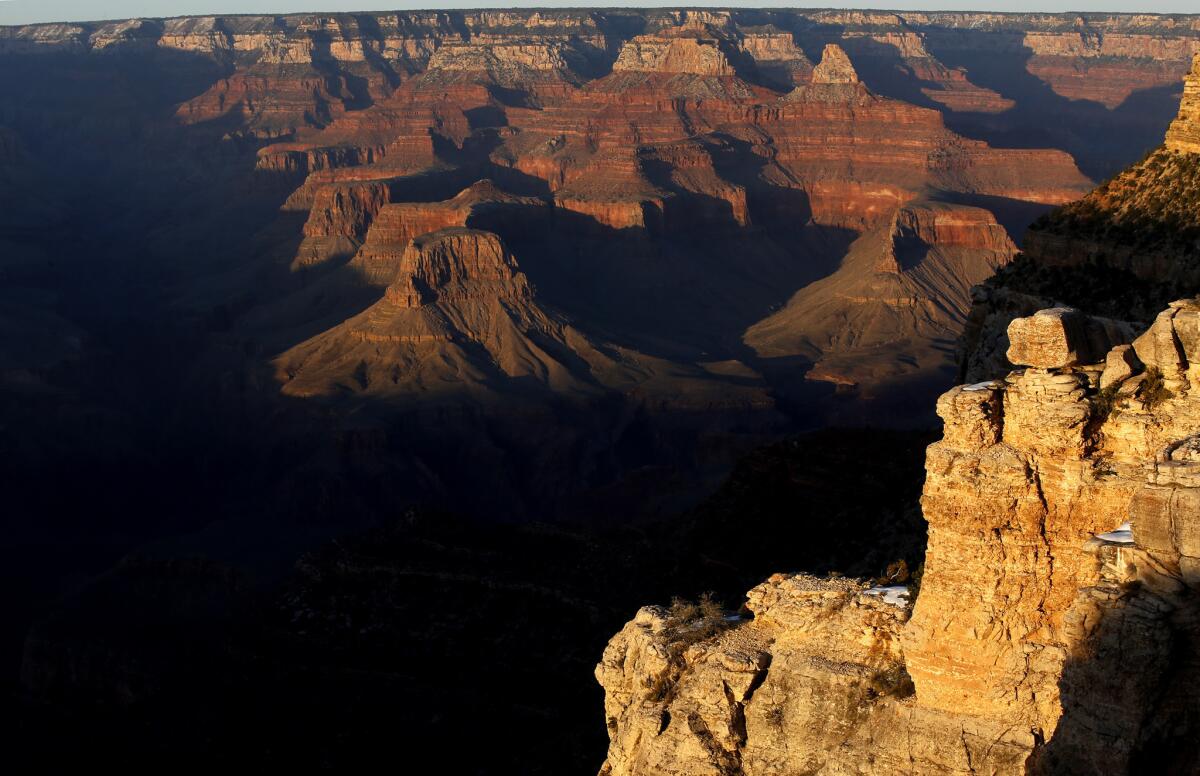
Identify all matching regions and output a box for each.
[764,704,785,728]
[875,558,911,586]
[1139,366,1173,410]
[663,592,732,648]
[1032,149,1200,254]
[646,593,736,702]
[1091,383,1124,421]
[866,665,916,700]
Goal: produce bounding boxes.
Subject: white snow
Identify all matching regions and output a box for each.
[865,585,912,606]
[1095,521,1134,545]
[963,381,1001,392]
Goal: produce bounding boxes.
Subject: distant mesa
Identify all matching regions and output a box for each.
[612,35,735,77]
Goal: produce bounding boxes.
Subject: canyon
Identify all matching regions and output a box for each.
[1,8,1200,774]
[596,49,1200,776]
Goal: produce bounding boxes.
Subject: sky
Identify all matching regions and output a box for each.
[1,1,1198,26]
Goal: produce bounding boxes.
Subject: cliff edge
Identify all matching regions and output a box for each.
[596,59,1200,774]
[597,298,1200,775]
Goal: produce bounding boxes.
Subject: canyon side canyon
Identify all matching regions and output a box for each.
[1,7,1200,774]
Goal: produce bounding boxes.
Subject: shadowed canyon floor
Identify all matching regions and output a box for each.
[1,8,1200,774]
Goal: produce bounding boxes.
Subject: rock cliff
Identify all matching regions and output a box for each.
[598,298,1200,775]
[1167,52,1200,153]
[961,52,1200,382]
[597,59,1200,774]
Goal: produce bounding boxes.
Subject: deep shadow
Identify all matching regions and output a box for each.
[924,36,1183,180]
[0,18,1185,775]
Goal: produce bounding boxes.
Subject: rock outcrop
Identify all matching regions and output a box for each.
[1021,48,1200,289]
[811,43,858,85]
[612,35,735,77]
[274,227,624,401]
[598,297,1200,774]
[960,50,1200,384]
[1005,306,1137,369]
[1166,53,1200,154]
[745,203,1017,393]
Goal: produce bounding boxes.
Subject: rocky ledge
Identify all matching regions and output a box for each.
[597,298,1200,775]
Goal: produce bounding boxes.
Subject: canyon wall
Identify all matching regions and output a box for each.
[4,11,1196,438]
[3,9,1200,773]
[596,56,1200,775]
[962,52,1200,383]
[1,8,1196,529]
[597,298,1200,776]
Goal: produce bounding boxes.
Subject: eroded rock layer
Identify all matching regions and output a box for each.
[7,11,1195,416]
[960,52,1200,383]
[598,299,1200,775]
[1167,53,1200,153]
[597,72,1200,773]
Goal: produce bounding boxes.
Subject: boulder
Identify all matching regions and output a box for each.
[1006,307,1089,368]
[1131,298,1200,388]
[1007,307,1137,369]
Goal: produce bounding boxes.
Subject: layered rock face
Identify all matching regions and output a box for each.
[274,227,617,401]
[612,35,735,77]
[745,203,1017,393]
[1166,53,1200,153]
[0,10,1193,454]
[1,8,1196,514]
[961,52,1200,383]
[4,9,1194,545]
[170,11,1104,430]
[595,59,1200,770]
[598,299,1200,775]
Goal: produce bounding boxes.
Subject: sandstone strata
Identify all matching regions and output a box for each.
[1006,306,1137,369]
[599,298,1200,774]
[746,203,1017,390]
[612,35,735,77]
[811,43,859,85]
[1166,53,1200,153]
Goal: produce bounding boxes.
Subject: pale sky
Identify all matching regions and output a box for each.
[1,2,1198,27]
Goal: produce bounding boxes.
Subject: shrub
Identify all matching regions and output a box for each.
[1091,383,1124,421]
[664,592,730,647]
[1139,366,1173,410]
[764,705,785,728]
[867,665,915,700]
[646,593,736,703]
[875,559,911,586]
